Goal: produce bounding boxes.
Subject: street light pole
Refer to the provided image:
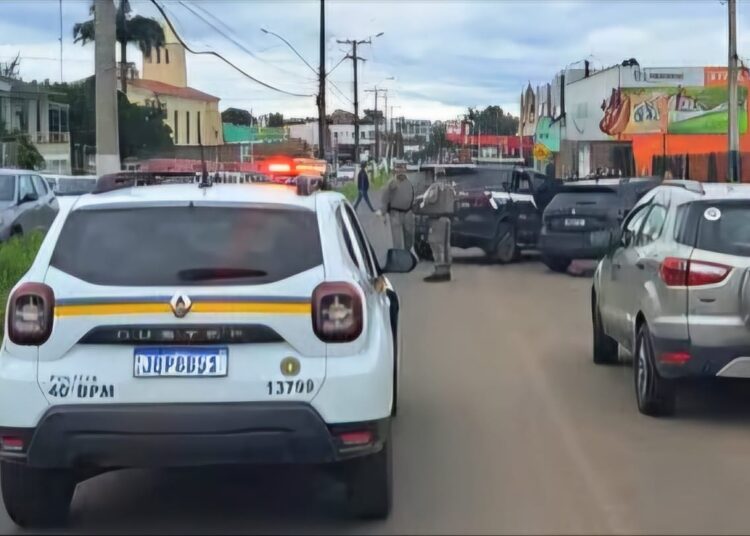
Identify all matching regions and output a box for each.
[728,0,740,182]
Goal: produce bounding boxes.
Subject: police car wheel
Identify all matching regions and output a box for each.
[1,462,75,528]
[344,439,392,519]
[490,222,518,264]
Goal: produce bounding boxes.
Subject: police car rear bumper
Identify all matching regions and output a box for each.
[0,403,388,469]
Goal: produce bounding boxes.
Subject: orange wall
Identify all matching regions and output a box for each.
[623,133,748,176]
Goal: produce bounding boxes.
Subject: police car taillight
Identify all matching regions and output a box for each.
[7,283,54,346]
[312,282,363,342]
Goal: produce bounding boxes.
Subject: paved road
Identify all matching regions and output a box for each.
[8,229,750,533]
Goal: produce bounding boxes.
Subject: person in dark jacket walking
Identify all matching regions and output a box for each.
[354,162,375,212]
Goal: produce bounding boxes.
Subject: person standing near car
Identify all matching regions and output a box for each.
[377,172,415,250]
[418,173,454,282]
[353,161,375,212]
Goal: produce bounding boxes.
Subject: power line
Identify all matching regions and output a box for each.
[328,80,353,105]
[177,1,316,86]
[150,0,313,98]
[326,55,347,77]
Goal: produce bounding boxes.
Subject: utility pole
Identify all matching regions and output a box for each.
[336,33,383,163]
[337,38,370,163]
[58,0,64,82]
[318,0,326,160]
[94,0,120,175]
[728,0,740,182]
[383,90,389,165]
[365,87,387,162]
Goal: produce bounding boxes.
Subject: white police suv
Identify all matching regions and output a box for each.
[0,173,415,527]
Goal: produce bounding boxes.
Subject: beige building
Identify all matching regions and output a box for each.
[124,25,223,145]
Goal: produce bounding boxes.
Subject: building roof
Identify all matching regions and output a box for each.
[0,76,64,96]
[129,79,219,102]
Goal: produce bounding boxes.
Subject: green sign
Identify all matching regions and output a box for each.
[535,117,560,152]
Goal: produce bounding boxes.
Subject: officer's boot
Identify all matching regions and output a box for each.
[423,264,451,282]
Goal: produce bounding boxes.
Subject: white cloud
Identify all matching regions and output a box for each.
[1,0,748,123]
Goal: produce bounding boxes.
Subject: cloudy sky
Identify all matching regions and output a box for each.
[1,0,748,121]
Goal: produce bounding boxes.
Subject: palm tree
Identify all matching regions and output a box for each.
[73,0,165,95]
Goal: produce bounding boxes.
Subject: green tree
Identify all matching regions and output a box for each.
[16,135,45,170]
[423,123,454,162]
[73,0,165,95]
[467,106,519,135]
[51,77,174,167]
[221,107,256,126]
[267,113,284,127]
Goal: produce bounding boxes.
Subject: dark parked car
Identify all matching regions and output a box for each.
[538,177,659,272]
[415,165,561,262]
[0,169,59,240]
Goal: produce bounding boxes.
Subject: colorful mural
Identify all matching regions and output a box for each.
[599,85,747,136]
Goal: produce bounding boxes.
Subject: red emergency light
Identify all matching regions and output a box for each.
[260,156,327,182]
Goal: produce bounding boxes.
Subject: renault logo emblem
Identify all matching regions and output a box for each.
[170,294,192,318]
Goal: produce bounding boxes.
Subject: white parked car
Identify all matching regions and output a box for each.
[337,165,356,182]
[0,174,415,527]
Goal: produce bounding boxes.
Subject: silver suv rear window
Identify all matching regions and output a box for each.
[695,202,750,257]
[51,206,322,286]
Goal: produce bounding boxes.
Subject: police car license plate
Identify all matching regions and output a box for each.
[134,347,228,377]
[564,218,586,227]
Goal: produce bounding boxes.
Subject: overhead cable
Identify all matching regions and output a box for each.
[150,0,313,98]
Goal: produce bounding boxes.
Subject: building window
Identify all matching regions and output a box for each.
[165,49,170,64]
[174,110,178,144]
[186,111,190,145]
[156,47,161,64]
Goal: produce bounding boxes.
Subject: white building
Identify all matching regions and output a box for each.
[0,76,71,173]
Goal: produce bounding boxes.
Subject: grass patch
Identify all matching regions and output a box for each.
[0,232,44,335]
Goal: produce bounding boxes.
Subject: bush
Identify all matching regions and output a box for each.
[0,232,44,336]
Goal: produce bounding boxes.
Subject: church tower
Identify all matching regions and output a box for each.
[142,24,187,88]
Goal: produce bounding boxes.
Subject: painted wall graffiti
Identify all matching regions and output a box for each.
[600,85,748,136]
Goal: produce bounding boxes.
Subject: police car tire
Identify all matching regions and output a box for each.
[345,439,392,519]
[491,222,518,264]
[1,462,75,528]
[542,255,570,273]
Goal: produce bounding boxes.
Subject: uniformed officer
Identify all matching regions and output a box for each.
[378,172,415,251]
[419,170,454,282]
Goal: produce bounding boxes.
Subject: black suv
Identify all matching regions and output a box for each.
[538,177,659,272]
[415,165,560,262]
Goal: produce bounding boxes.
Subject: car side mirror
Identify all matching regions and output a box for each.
[19,192,38,204]
[383,249,417,273]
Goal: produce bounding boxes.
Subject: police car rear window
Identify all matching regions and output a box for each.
[51,206,323,286]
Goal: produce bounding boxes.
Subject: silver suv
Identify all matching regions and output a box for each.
[592,180,750,416]
[0,169,59,241]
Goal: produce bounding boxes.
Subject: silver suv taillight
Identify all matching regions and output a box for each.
[312,282,363,342]
[7,283,55,345]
